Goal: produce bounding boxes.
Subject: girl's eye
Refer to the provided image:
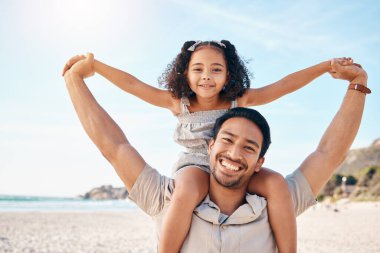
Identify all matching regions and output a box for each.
[193,68,202,72]
[213,68,222,72]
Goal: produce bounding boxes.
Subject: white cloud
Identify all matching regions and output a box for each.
[170,0,373,54]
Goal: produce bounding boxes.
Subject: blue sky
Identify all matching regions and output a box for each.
[0,0,379,197]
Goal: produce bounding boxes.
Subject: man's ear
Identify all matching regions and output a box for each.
[254,157,265,173]
[208,138,215,155]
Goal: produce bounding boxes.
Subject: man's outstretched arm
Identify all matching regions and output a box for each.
[64,54,145,191]
[299,63,368,197]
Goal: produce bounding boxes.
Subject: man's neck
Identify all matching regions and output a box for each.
[208,178,247,216]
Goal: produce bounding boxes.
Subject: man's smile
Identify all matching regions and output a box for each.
[217,155,247,174]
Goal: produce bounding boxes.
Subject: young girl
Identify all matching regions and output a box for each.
[63,41,351,253]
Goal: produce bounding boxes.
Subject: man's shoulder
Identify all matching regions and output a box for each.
[128,163,174,216]
[285,168,317,216]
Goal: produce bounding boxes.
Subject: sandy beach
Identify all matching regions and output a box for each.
[1,202,379,253]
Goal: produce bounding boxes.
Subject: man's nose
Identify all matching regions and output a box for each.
[227,145,242,160]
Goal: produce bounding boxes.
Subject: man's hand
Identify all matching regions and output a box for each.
[329,58,367,83]
[63,52,146,191]
[62,53,95,79]
[300,60,367,197]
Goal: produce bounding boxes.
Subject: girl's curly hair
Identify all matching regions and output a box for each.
[158,40,251,101]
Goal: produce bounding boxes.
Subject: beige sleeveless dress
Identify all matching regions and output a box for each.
[172,97,238,175]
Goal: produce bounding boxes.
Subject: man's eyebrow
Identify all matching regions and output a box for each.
[220,130,260,148]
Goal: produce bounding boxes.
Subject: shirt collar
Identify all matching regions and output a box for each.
[194,193,267,225]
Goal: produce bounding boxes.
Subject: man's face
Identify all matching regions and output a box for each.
[208,117,265,188]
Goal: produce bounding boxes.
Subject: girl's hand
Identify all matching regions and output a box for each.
[62,53,95,79]
[329,58,367,82]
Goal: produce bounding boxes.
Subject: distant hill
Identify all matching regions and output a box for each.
[337,138,380,176]
[81,185,128,200]
[319,138,380,201]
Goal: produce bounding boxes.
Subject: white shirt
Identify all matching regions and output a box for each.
[129,164,316,253]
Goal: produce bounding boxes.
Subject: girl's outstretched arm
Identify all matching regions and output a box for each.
[63,54,180,114]
[239,58,350,107]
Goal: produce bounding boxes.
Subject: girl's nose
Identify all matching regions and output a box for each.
[201,70,211,80]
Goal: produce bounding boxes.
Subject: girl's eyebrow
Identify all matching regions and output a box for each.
[190,63,225,67]
[212,63,225,68]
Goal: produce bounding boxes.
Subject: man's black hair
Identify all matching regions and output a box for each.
[212,107,271,158]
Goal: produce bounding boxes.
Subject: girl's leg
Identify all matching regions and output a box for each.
[248,168,296,253]
[159,167,209,253]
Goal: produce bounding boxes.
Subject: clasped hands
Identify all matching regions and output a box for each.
[329,57,367,85]
[62,53,95,79]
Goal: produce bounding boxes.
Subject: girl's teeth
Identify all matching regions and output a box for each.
[221,160,239,171]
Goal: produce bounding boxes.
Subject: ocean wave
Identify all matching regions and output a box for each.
[0,195,136,212]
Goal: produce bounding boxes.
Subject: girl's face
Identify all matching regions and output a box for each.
[186,47,228,100]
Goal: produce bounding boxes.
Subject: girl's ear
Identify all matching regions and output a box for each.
[184,69,189,83]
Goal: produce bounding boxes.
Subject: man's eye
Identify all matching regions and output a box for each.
[244,146,255,152]
[222,138,232,143]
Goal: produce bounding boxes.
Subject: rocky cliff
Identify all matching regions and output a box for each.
[82,185,128,200]
[337,138,380,175]
[320,138,380,201]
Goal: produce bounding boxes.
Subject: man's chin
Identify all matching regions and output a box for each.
[211,170,241,188]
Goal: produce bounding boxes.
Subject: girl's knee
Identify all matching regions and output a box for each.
[249,169,289,197]
[173,167,209,203]
[267,171,287,190]
[266,173,290,197]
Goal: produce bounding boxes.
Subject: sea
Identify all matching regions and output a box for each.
[0,195,137,212]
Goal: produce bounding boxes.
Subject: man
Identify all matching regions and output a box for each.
[63,54,369,252]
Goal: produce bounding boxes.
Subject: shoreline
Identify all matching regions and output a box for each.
[1,202,379,252]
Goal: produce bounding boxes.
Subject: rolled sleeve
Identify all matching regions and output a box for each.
[286,169,317,216]
[128,164,173,216]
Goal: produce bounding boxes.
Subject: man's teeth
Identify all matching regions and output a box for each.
[221,160,239,171]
